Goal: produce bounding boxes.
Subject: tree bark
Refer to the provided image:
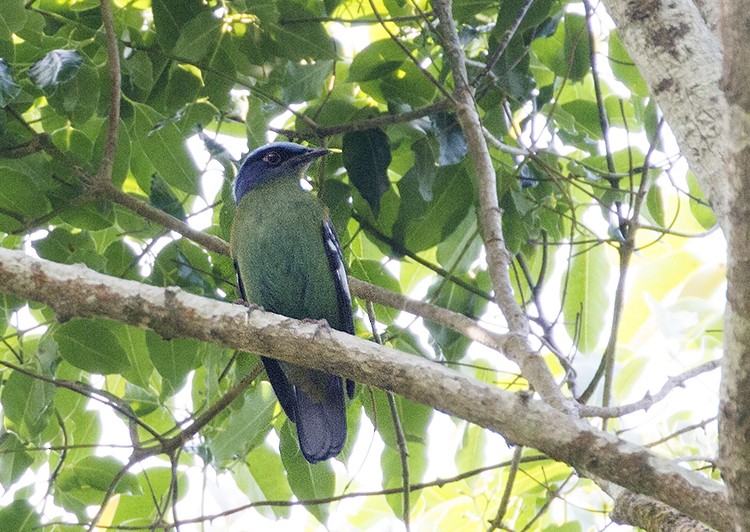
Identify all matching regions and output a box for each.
[719,0,750,528]
[601,0,729,226]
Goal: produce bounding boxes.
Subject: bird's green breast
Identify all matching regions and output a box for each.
[230,178,343,330]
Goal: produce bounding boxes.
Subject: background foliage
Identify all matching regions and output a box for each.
[0,0,723,529]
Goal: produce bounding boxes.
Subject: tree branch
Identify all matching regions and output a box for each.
[433,0,570,413]
[600,0,728,228]
[0,248,730,529]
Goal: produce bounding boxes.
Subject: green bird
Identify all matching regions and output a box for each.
[230,142,355,463]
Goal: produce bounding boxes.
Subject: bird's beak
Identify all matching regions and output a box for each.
[294,147,330,164]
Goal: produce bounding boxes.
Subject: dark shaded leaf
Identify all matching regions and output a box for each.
[431,112,467,166]
[425,276,487,361]
[152,0,207,51]
[343,129,391,213]
[281,60,333,104]
[210,383,276,465]
[131,102,201,194]
[150,174,186,220]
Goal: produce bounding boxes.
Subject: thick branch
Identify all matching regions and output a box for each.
[0,248,730,529]
[600,0,728,228]
[719,0,750,528]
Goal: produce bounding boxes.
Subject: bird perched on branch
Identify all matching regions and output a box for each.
[231,142,355,463]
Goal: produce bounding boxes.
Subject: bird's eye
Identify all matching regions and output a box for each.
[263,152,282,166]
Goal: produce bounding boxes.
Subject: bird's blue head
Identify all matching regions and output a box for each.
[233,142,330,204]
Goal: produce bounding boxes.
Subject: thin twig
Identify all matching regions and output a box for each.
[487,445,524,531]
[367,301,410,530]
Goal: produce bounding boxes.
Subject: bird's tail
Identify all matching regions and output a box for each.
[294,375,347,463]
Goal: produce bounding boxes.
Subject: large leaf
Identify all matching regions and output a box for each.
[343,128,392,214]
[152,0,208,51]
[0,500,40,532]
[210,383,276,465]
[1,371,55,440]
[562,243,611,354]
[279,420,335,524]
[33,228,106,272]
[131,102,201,194]
[56,456,141,501]
[146,331,202,399]
[0,432,33,489]
[54,318,130,374]
[349,39,406,82]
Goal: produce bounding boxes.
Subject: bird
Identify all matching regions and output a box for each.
[230,141,355,463]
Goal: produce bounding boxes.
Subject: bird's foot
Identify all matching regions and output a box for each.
[234,299,264,312]
[301,318,332,338]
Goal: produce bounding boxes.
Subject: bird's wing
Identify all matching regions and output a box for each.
[321,218,354,335]
[321,218,356,399]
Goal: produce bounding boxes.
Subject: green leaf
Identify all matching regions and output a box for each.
[645,182,665,227]
[424,277,487,361]
[608,31,648,97]
[393,163,475,252]
[45,62,100,123]
[131,102,201,194]
[54,318,131,374]
[114,325,156,390]
[0,432,33,489]
[1,371,55,440]
[270,1,335,60]
[0,59,21,107]
[562,244,611,353]
[349,259,401,323]
[0,500,40,532]
[281,60,333,104]
[152,0,208,51]
[687,171,716,229]
[172,11,223,62]
[148,239,214,296]
[246,445,293,518]
[0,0,27,40]
[279,420,335,524]
[57,455,141,495]
[150,174,186,220]
[343,128,391,214]
[32,228,106,272]
[146,330,201,398]
[563,14,590,83]
[210,383,276,465]
[0,164,51,233]
[349,39,406,82]
[452,0,497,22]
[363,391,432,449]
[383,441,427,518]
[29,49,83,91]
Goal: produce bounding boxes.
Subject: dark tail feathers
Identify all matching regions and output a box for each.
[294,375,347,463]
